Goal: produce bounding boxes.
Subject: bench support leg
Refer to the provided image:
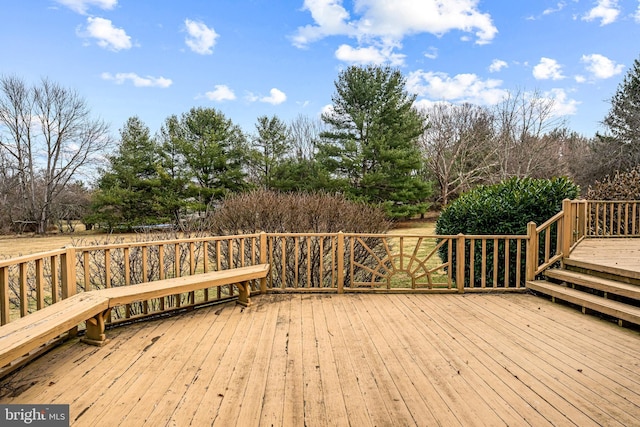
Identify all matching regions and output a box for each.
[82,309,112,347]
[236,281,252,307]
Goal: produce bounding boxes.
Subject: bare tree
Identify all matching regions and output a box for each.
[0,76,111,233]
[493,89,567,179]
[288,114,324,161]
[419,103,498,206]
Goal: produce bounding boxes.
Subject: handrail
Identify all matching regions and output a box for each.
[2,199,639,326]
[0,248,67,268]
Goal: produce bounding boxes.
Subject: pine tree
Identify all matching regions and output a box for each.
[598,55,640,173]
[175,107,248,212]
[318,65,432,218]
[89,116,166,230]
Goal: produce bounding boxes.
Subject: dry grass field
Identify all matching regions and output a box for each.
[0,219,438,260]
[0,233,140,258]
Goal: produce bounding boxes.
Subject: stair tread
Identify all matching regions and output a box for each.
[544,268,640,298]
[526,280,640,323]
[564,258,640,281]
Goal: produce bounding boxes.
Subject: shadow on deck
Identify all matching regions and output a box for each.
[1,293,639,426]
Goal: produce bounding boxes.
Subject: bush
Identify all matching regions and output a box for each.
[205,189,391,234]
[204,190,392,288]
[586,166,640,200]
[436,177,579,286]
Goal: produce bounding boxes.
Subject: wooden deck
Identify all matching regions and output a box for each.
[1,293,639,426]
[569,238,640,279]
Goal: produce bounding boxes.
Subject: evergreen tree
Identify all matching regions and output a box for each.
[89,116,165,230]
[248,115,291,189]
[157,114,190,226]
[175,107,249,212]
[318,65,432,218]
[597,55,640,173]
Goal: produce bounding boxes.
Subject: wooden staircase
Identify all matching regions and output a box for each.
[527,259,640,327]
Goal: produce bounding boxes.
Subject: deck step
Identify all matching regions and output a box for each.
[544,269,640,300]
[526,280,640,326]
[564,258,640,286]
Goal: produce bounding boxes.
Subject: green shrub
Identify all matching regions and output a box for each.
[436,177,579,286]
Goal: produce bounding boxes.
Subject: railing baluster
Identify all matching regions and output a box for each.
[516,239,522,288]
[492,239,498,288]
[307,237,312,288]
[319,237,324,288]
[294,237,299,289]
[142,246,148,282]
[83,252,90,291]
[35,259,44,310]
[504,239,510,288]
[19,263,28,317]
[481,239,486,288]
[124,247,131,318]
[281,237,286,290]
[1,266,10,325]
[469,239,475,288]
[50,255,59,303]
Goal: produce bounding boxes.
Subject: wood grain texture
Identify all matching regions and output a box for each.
[2,293,639,426]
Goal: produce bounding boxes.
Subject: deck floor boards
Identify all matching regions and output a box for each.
[570,238,640,278]
[2,293,639,426]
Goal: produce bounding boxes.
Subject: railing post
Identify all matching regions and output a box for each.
[61,247,77,299]
[456,234,465,293]
[526,222,538,282]
[259,232,268,294]
[562,199,572,260]
[337,232,344,294]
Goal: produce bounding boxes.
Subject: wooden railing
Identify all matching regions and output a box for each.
[2,199,639,327]
[72,234,265,324]
[584,200,640,237]
[0,248,75,325]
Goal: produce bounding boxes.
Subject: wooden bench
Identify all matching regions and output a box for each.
[0,264,269,372]
[83,264,269,345]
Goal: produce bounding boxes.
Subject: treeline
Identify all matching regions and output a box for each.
[1,58,639,234]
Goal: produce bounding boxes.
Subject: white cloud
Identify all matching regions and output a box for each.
[582,0,620,25]
[544,88,580,116]
[205,85,236,101]
[635,2,640,23]
[489,59,508,73]
[424,47,438,59]
[407,70,508,105]
[55,0,116,14]
[543,2,566,15]
[101,72,172,88]
[291,0,354,47]
[581,53,624,79]
[292,0,498,64]
[533,57,565,80]
[335,44,405,66]
[575,75,587,83]
[244,91,259,103]
[185,19,218,55]
[80,17,132,51]
[260,88,287,105]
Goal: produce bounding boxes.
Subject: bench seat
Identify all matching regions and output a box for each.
[0,292,109,369]
[0,264,269,373]
[101,264,269,307]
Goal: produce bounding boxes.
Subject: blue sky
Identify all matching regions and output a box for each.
[1,0,639,139]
